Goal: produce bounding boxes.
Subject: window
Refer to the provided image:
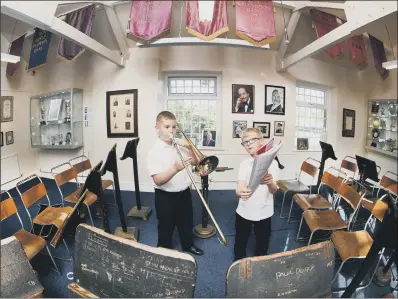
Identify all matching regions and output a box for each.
[165,75,220,148]
[295,83,328,151]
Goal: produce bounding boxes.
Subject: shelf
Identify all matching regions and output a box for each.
[31,144,83,150]
[365,146,398,158]
[31,121,72,128]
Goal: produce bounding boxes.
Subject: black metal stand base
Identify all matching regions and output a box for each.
[193,224,216,238]
[114,226,139,242]
[374,267,392,287]
[127,206,152,220]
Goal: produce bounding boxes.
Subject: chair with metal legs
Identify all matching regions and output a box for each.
[339,156,358,185]
[287,167,347,223]
[69,155,117,206]
[51,162,98,226]
[330,199,389,285]
[277,157,320,219]
[0,192,60,274]
[296,181,365,245]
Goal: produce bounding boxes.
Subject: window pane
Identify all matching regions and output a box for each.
[299,95,305,102]
[168,100,176,110]
[201,85,208,93]
[209,80,215,87]
[317,109,323,118]
[310,108,317,118]
[193,80,200,86]
[209,87,215,94]
[317,97,323,104]
[177,80,184,87]
[170,87,176,94]
[184,101,192,109]
[305,95,311,103]
[305,88,311,96]
[305,108,311,117]
[185,80,192,87]
[185,85,192,94]
[299,117,305,126]
[177,87,184,93]
[209,101,216,109]
[299,88,304,94]
[192,100,200,110]
[193,86,200,93]
[200,101,208,109]
[311,89,316,97]
[299,107,305,116]
[305,118,311,127]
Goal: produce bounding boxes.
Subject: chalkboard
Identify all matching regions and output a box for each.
[226,241,335,298]
[1,236,44,298]
[73,224,197,298]
[27,28,52,72]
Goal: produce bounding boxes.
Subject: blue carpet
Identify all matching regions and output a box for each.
[1,178,397,298]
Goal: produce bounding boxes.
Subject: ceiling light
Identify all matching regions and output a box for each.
[1,53,20,63]
[382,60,397,70]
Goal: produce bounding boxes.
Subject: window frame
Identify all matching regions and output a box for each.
[164,72,223,150]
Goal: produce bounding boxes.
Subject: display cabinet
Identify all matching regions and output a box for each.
[30,88,83,149]
[366,99,397,158]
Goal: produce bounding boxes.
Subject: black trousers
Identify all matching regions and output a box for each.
[234,213,272,260]
[154,188,193,250]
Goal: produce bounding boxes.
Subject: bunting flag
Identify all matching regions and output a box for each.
[369,34,389,80]
[347,34,367,70]
[234,0,276,46]
[6,34,25,78]
[186,0,229,41]
[310,9,344,59]
[127,0,172,44]
[27,28,52,72]
[58,5,95,61]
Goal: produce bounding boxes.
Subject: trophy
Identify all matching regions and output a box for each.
[65,131,72,145]
[40,105,46,125]
[51,136,56,146]
[64,99,71,122]
[59,133,63,145]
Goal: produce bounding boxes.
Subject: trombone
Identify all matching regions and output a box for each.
[170,126,228,246]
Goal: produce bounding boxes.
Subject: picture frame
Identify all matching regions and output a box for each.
[106,89,138,138]
[253,121,270,138]
[232,84,255,114]
[265,85,285,115]
[232,120,247,138]
[342,108,355,137]
[6,131,14,145]
[1,132,3,146]
[202,130,216,147]
[1,96,14,122]
[274,121,285,136]
[297,138,309,150]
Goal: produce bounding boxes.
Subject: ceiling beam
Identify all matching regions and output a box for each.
[1,1,125,67]
[277,11,301,59]
[293,1,346,12]
[277,1,398,72]
[104,6,129,59]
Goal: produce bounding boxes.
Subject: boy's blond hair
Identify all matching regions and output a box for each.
[242,127,263,139]
[156,111,176,124]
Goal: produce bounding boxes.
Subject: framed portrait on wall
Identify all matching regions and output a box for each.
[232,120,247,138]
[232,84,255,114]
[253,121,270,138]
[1,132,3,146]
[1,96,14,122]
[106,89,138,138]
[265,85,285,115]
[297,138,309,150]
[274,121,285,136]
[342,108,355,137]
[6,131,14,145]
[202,130,216,147]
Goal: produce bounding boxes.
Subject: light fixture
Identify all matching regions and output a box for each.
[383,24,397,70]
[1,53,20,63]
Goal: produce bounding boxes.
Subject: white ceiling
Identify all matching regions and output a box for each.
[1,1,397,69]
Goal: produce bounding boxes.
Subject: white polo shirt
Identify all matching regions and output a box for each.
[236,159,279,221]
[147,138,191,192]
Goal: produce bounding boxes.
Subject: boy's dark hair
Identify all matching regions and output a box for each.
[156,111,176,123]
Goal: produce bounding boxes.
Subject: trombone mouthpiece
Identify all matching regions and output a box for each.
[168,134,174,140]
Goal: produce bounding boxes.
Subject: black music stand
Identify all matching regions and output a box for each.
[193,167,233,238]
[317,141,337,189]
[355,155,380,192]
[121,138,152,220]
[102,144,139,241]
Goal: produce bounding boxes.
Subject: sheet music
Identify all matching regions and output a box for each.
[248,142,282,192]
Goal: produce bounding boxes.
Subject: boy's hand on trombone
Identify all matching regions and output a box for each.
[261,172,274,185]
[239,185,252,200]
[174,157,192,171]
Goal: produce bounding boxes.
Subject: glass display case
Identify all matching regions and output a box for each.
[30,88,83,149]
[366,99,397,158]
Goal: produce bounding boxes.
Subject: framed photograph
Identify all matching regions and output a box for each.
[371,103,379,114]
[233,120,247,138]
[232,84,255,114]
[106,89,138,138]
[1,96,14,122]
[265,85,285,115]
[6,131,14,145]
[297,138,308,150]
[342,108,355,137]
[253,121,270,138]
[274,121,285,136]
[202,130,216,147]
[47,98,63,121]
[1,132,3,146]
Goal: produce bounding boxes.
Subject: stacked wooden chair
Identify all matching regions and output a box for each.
[277,157,320,219]
[338,156,358,185]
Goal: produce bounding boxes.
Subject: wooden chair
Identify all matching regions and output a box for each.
[1,192,60,274]
[339,156,357,185]
[331,199,389,285]
[296,182,365,245]
[277,157,320,218]
[51,162,97,226]
[69,155,116,205]
[287,167,347,223]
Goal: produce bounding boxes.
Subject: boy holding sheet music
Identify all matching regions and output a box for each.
[234,128,279,261]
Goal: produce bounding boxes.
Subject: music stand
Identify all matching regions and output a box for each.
[193,167,233,238]
[120,138,152,220]
[317,141,337,189]
[355,155,380,191]
[102,144,139,241]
